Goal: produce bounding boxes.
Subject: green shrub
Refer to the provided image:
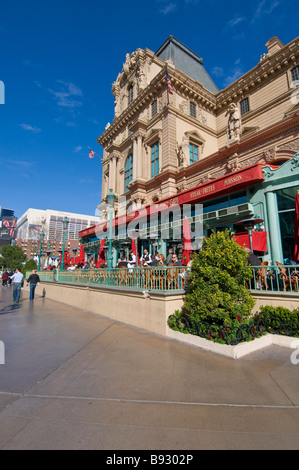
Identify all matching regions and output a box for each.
[255,305,299,336]
[21,259,37,278]
[182,230,254,324]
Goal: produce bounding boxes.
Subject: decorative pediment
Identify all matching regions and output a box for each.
[185,130,206,145]
[144,127,162,146]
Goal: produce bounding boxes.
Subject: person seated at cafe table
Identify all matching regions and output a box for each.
[169,253,182,266]
[117,257,128,268]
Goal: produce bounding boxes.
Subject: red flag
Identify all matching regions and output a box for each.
[293,191,299,262]
[131,237,139,266]
[182,217,193,266]
[89,149,95,159]
[97,238,106,267]
[166,68,173,95]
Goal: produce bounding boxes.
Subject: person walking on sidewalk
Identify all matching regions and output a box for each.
[9,268,24,303]
[26,270,40,301]
[1,271,9,287]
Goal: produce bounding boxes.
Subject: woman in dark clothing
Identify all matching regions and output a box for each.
[26,270,40,301]
[2,271,9,286]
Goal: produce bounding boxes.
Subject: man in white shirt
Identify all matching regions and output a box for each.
[10,268,24,303]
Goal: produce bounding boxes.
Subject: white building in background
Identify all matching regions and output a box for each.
[16,208,100,259]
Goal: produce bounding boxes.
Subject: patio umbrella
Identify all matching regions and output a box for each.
[182,217,193,266]
[96,239,106,267]
[131,237,139,266]
[293,190,299,263]
[79,244,85,264]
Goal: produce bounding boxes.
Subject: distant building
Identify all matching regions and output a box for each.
[0,206,17,248]
[16,208,100,259]
[80,35,299,265]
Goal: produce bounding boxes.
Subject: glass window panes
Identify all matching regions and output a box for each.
[190,102,196,118]
[277,187,299,211]
[124,154,133,192]
[128,86,133,105]
[189,144,198,164]
[152,100,157,117]
[151,142,159,177]
[240,97,250,115]
[291,66,299,83]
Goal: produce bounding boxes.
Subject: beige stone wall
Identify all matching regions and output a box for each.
[33,283,299,338]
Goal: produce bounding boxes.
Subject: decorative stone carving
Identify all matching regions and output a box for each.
[263,147,276,162]
[225,103,242,142]
[227,155,241,172]
[177,135,189,168]
[278,138,299,154]
[197,108,207,125]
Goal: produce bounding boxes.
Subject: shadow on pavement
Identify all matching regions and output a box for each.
[0,303,22,315]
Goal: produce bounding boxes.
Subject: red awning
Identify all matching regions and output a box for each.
[233,231,267,252]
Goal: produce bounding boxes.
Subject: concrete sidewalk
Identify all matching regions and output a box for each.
[0,285,298,450]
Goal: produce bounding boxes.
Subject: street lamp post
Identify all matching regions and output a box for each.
[106,189,116,270]
[37,230,45,271]
[60,217,69,271]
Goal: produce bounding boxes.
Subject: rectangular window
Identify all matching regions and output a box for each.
[152,100,157,117]
[128,86,134,105]
[151,142,159,177]
[291,66,299,83]
[240,97,250,116]
[189,144,198,164]
[190,102,196,118]
[125,154,133,192]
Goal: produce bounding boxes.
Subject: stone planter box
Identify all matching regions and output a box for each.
[167,328,298,359]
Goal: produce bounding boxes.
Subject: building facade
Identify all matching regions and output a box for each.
[17,208,100,260]
[0,206,16,248]
[79,35,299,264]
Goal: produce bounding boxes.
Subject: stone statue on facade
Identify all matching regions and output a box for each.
[226,103,241,142]
[177,135,189,168]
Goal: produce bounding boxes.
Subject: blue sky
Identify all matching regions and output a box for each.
[0,0,298,219]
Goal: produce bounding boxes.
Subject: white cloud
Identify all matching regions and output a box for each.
[223,60,244,87]
[20,123,42,133]
[228,16,245,27]
[159,2,177,14]
[252,0,280,22]
[49,80,83,108]
[74,145,83,153]
[212,66,224,77]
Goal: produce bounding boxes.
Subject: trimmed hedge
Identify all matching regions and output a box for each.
[255,305,299,337]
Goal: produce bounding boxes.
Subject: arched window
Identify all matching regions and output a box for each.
[124,154,133,192]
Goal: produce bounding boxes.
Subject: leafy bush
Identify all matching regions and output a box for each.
[21,259,37,278]
[181,230,254,324]
[168,310,267,345]
[255,305,299,337]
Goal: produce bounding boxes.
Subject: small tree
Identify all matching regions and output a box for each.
[181,230,254,325]
[21,259,37,277]
[0,245,27,270]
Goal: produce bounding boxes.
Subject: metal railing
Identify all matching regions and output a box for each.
[27,263,299,295]
[246,264,299,293]
[29,266,190,293]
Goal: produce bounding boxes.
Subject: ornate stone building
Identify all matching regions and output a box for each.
[80,35,299,264]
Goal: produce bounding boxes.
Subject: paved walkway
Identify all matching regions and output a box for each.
[0,285,298,450]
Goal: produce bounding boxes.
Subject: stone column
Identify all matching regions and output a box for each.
[133,138,138,180]
[108,156,116,192]
[136,133,143,179]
